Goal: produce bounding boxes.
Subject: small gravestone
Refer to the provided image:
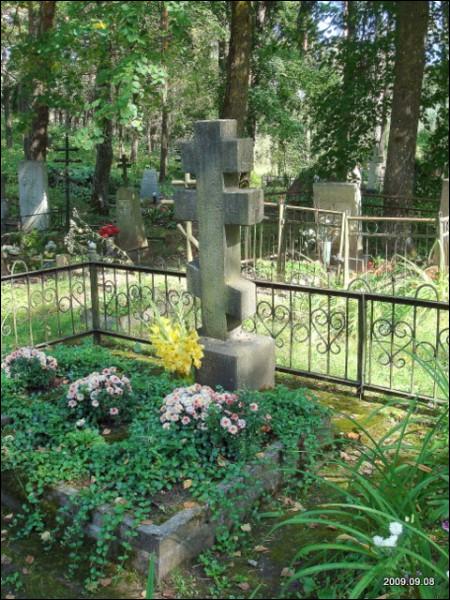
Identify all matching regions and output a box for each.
[116,188,147,252]
[174,119,275,391]
[313,182,362,268]
[140,168,159,203]
[18,161,50,231]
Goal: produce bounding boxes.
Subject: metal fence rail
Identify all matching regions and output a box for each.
[1,262,448,402]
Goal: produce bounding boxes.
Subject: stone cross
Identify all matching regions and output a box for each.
[117,154,132,185]
[174,120,275,390]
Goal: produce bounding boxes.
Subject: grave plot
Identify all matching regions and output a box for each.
[1,343,329,585]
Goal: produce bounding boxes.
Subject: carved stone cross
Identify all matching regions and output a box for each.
[174,120,275,390]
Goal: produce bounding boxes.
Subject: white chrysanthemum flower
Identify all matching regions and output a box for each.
[389,522,403,536]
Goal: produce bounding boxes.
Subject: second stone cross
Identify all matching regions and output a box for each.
[174,120,275,391]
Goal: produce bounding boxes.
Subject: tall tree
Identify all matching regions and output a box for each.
[221,1,252,135]
[159,1,169,183]
[91,54,113,214]
[25,0,56,161]
[383,1,429,207]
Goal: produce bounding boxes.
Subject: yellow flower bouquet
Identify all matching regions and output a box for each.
[148,301,203,378]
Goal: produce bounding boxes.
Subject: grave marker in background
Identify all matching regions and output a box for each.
[140,168,159,203]
[18,161,50,231]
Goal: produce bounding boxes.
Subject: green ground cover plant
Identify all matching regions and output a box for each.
[1,341,328,591]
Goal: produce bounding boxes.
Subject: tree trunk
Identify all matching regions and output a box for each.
[27,0,57,161]
[159,1,169,183]
[91,58,113,215]
[383,1,429,210]
[221,1,253,136]
[2,86,14,149]
[130,130,139,162]
[335,0,357,181]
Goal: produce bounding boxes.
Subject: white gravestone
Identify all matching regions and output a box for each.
[174,119,275,391]
[116,187,147,252]
[313,182,362,266]
[18,161,50,231]
[140,168,160,203]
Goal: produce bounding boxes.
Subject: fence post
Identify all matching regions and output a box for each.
[89,261,101,344]
[343,213,350,288]
[437,212,446,275]
[357,292,366,399]
[276,198,286,279]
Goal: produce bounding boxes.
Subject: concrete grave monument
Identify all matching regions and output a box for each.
[116,188,147,252]
[174,119,275,391]
[140,168,160,203]
[313,182,362,267]
[18,161,50,231]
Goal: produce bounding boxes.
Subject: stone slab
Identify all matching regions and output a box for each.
[1,440,285,582]
[140,168,159,201]
[196,330,276,391]
[18,161,50,231]
[116,187,147,251]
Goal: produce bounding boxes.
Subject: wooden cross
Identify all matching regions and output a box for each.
[173,120,264,340]
[117,154,132,185]
[54,133,81,229]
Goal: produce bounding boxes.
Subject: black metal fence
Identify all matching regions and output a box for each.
[1,262,448,403]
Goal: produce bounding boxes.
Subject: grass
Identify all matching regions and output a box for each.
[2,266,448,400]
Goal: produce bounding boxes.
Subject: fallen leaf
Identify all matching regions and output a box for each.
[3,513,13,521]
[238,582,250,591]
[281,567,295,578]
[183,501,200,510]
[346,432,361,441]
[182,479,193,490]
[140,519,154,526]
[217,455,228,467]
[255,452,265,459]
[25,555,35,565]
[247,559,258,567]
[240,523,252,532]
[1,554,12,565]
[100,578,112,587]
[289,502,306,513]
[408,462,432,473]
[162,588,177,598]
[102,428,111,436]
[22,567,29,575]
[254,545,269,553]
[1,529,8,536]
[232,550,242,557]
[5,594,16,599]
[114,497,127,505]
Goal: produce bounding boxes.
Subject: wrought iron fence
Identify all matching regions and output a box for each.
[1,262,448,403]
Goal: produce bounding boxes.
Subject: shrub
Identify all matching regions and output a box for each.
[1,347,58,389]
[66,367,134,426]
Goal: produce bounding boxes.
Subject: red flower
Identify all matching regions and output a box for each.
[99,224,120,238]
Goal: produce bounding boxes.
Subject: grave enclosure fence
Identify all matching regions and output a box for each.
[1,261,448,404]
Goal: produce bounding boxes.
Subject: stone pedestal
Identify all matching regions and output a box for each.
[140,168,159,202]
[196,330,275,391]
[116,187,147,252]
[18,161,50,231]
[313,182,362,268]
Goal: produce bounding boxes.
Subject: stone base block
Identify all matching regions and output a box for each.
[196,330,275,391]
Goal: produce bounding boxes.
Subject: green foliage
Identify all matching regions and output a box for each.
[1,342,327,589]
[275,394,449,599]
